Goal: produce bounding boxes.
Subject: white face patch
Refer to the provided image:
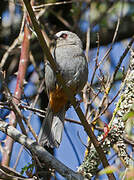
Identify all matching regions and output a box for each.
[55,31,71,39]
[55,31,63,38]
[55,31,83,48]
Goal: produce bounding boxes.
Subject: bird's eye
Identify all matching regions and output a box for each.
[60,33,68,39]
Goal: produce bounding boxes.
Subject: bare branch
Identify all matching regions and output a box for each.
[0,120,83,180]
[0,13,25,69]
[1,12,31,166]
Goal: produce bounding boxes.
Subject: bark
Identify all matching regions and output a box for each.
[0,120,84,180]
[78,49,134,178]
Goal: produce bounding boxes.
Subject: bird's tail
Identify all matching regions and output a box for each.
[38,107,65,148]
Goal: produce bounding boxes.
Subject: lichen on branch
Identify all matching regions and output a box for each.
[78,48,134,178]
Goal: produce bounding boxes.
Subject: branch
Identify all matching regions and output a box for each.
[92,36,134,123]
[0,164,30,180]
[1,13,31,166]
[0,13,25,69]
[0,120,83,180]
[89,16,134,49]
[13,79,45,169]
[22,1,115,179]
[78,47,134,178]
[109,48,134,166]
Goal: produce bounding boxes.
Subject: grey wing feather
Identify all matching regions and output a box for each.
[45,62,56,92]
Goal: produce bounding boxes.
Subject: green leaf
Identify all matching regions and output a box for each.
[21,162,34,175]
[99,166,117,175]
[123,111,134,122]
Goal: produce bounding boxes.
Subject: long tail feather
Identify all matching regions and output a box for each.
[38,107,65,148]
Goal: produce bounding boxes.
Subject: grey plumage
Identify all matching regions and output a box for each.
[39,31,88,148]
[38,107,65,148]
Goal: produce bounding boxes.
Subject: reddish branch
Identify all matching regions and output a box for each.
[1,17,31,166]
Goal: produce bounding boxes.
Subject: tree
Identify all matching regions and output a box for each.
[0,0,134,179]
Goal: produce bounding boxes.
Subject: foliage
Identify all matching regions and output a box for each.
[21,162,34,177]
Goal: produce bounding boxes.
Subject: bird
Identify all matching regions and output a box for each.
[38,31,88,148]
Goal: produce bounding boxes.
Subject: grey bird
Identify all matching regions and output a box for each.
[38,31,88,148]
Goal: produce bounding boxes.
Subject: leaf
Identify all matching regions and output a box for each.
[122,111,134,122]
[99,166,118,175]
[21,162,34,175]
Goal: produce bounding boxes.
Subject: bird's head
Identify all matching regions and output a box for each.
[54,31,83,48]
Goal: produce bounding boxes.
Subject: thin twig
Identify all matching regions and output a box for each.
[0,73,38,141]
[0,164,25,178]
[65,118,82,126]
[90,33,100,86]
[13,79,45,169]
[91,4,133,124]
[98,14,121,68]
[33,0,81,10]
[0,13,26,69]
[50,10,73,30]
[0,72,27,135]
[19,104,46,117]
[85,21,90,61]
[110,36,134,88]
[92,88,121,123]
